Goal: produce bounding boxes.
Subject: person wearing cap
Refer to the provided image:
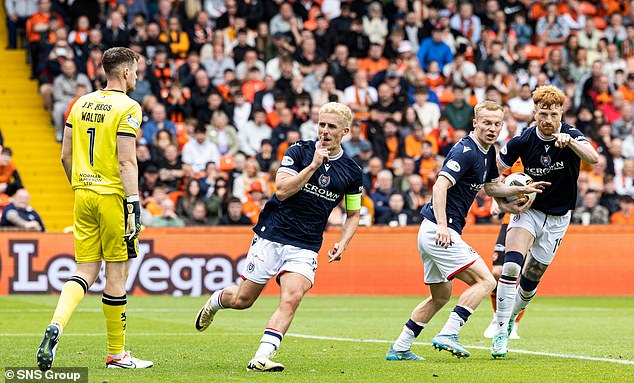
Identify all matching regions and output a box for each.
[417,22,454,72]
[242,181,266,225]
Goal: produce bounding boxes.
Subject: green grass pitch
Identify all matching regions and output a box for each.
[1,295,633,382]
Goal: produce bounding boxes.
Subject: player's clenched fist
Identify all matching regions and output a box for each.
[124,195,142,242]
[553,133,571,148]
[311,140,330,167]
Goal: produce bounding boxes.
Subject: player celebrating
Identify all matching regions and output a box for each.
[386,101,549,360]
[195,102,363,372]
[37,47,152,370]
[491,85,599,358]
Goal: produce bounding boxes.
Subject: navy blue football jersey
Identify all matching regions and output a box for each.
[253,141,363,252]
[498,122,586,215]
[420,134,499,234]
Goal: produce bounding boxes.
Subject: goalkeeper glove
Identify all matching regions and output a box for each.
[124,195,141,242]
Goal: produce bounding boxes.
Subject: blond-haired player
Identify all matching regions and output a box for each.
[37,47,152,370]
[386,101,548,361]
[491,85,599,358]
[195,102,364,372]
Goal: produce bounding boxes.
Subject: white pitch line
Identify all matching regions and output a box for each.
[0,307,620,313]
[1,332,632,366]
[285,333,634,366]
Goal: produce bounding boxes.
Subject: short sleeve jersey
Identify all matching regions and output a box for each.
[498,122,586,215]
[420,134,499,234]
[66,90,142,198]
[253,141,363,252]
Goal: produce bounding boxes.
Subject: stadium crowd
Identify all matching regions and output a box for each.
[4,0,634,228]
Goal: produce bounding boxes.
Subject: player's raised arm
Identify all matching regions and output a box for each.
[553,132,599,164]
[275,141,328,201]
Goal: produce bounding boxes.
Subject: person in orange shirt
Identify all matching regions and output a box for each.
[405,125,425,158]
[242,181,266,225]
[382,118,405,168]
[619,73,634,101]
[0,148,24,197]
[610,195,634,224]
[358,43,389,80]
[160,16,190,59]
[418,140,436,188]
[26,0,63,79]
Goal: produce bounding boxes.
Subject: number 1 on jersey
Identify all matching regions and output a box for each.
[86,127,96,167]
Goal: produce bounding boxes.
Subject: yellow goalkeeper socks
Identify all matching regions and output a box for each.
[51,276,88,330]
[102,293,127,356]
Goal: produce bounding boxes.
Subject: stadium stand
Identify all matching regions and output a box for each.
[2,0,634,229]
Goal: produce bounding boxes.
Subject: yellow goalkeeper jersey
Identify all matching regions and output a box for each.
[66,89,141,198]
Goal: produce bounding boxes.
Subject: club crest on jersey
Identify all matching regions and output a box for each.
[541,154,552,166]
[247,262,255,273]
[318,174,331,187]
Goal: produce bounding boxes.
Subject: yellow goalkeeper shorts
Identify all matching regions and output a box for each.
[73,189,138,263]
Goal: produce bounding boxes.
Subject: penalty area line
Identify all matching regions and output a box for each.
[286,333,634,366]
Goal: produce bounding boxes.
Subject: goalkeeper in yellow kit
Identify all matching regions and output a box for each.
[37,47,152,370]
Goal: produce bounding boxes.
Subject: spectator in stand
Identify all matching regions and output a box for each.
[233,159,265,203]
[203,44,235,87]
[0,189,44,231]
[255,139,275,173]
[101,11,129,49]
[371,169,396,217]
[26,0,62,79]
[442,86,474,133]
[149,199,185,227]
[160,16,189,59]
[299,105,319,141]
[412,87,440,134]
[0,148,23,197]
[508,83,534,130]
[219,197,252,225]
[5,0,37,50]
[158,144,183,191]
[363,2,389,46]
[205,176,229,226]
[176,178,204,221]
[536,2,570,46]
[375,193,419,226]
[611,195,634,224]
[242,181,266,225]
[342,121,370,158]
[206,111,239,156]
[239,109,271,157]
[417,23,453,72]
[186,201,210,226]
[51,60,92,141]
[181,125,220,174]
[572,190,610,225]
[143,103,176,144]
[404,174,427,212]
[177,51,202,90]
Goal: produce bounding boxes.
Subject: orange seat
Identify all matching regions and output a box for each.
[167,190,183,205]
[578,2,596,15]
[594,16,607,30]
[524,44,544,60]
[437,88,455,104]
